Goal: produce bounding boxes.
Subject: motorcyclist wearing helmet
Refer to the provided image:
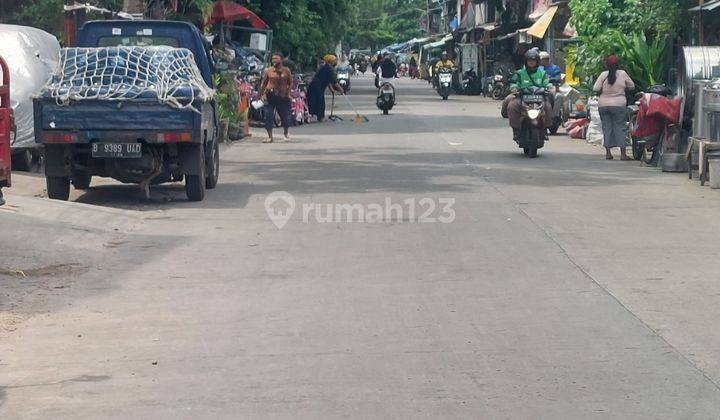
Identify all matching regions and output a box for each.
[435,51,456,72]
[505,50,554,139]
[539,51,562,84]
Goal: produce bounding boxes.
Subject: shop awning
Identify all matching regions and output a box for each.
[207,1,270,29]
[527,5,558,39]
[689,0,720,11]
[422,34,453,49]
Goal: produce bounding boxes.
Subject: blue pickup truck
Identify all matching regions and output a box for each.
[34,20,219,201]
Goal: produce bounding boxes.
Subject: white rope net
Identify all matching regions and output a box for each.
[40,46,214,113]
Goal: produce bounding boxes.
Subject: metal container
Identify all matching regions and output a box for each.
[661,152,688,172]
[694,80,710,137]
[680,47,720,99]
[704,79,720,140]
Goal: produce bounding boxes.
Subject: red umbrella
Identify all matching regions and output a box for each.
[208,1,270,29]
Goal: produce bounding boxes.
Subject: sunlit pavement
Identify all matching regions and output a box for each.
[3,74,720,418]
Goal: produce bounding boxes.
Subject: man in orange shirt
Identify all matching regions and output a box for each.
[260,53,293,143]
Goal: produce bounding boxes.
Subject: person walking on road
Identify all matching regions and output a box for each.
[593,55,635,160]
[307,54,343,122]
[260,53,293,143]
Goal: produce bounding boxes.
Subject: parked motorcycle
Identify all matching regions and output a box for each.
[377,82,395,115]
[629,84,680,166]
[491,70,509,100]
[515,87,548,158]
[290,75,310,126]
[550,76,583,134]
[437,67,453,100]
[398,63,408,77]
[337,66,351,94]
[548,80,563,134]
[459,69,482,96]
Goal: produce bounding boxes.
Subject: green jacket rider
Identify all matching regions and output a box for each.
[509,57,551,92]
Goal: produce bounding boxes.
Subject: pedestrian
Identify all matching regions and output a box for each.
[409,56,418,79]
[259,52,293,143]
[593,55,635,160]
[307,54,343,122]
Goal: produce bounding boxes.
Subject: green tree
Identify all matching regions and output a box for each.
[569,0,693,88]
[4,0,123,41]
[343,0,427,51]
[244,0,354,68]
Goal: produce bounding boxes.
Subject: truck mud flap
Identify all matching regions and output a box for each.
[44,144,72,177]
[178,143,203,175]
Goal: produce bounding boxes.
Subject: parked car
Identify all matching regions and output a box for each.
[0,24,60,171]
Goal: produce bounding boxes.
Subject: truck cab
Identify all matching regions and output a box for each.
[35,20,219,202]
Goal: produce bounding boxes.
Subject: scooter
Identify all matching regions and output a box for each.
[290,75,310,126]
[437,67,453,100]
[337,67,351,94]
[515,87,548,158]
[358,61,368,74]
[550,75,582,134]
[491,70,509,100]
[630,84,680,165]
[377,82,395,115]
[459,69,482,95]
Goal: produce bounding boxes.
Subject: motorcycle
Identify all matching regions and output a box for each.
[376,82,395,115]
[437,67,453,100]
[290,75,310,126]
[459,69,482,95]
[550,75,583,134]
[396,63,406,77]
[337,67,351,94]
[358,61,368,74]
[515,87,548,158]
[629,85,680,166]
[491,70,509,100]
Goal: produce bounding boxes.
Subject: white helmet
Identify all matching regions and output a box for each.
[539,51,550,60]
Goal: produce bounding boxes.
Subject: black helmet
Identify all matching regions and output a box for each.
[525,50,540,62]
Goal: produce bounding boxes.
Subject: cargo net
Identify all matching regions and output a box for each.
[41,46,214,113]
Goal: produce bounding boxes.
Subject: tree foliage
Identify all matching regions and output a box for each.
[343,0,427,51]
[3,0,123,40]
[569,0,693,87]
[243,0,353,68]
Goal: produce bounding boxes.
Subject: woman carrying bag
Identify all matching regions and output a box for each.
[593,55,636,160]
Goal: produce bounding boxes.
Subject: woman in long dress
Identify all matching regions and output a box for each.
[307,54,342,122]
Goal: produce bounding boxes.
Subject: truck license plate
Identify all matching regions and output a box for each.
[91,143,142,159]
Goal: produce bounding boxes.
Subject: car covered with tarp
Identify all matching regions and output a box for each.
[0,24,60,170]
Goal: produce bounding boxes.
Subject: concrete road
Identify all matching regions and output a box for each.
[3,75,720,419]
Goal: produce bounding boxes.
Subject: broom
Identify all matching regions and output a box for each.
[328,91,343,121]
[340,93,370,123]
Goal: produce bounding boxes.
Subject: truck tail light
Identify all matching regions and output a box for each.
[43,132,77,143]
[158,132,191,143]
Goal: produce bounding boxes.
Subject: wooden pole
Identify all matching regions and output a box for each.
[64,0,75,47]
[699,0,704,45]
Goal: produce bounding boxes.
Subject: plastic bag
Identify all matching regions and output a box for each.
[585,97,604,144]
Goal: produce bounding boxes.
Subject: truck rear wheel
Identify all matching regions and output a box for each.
[185,145,206,202]
[205,140,219,189]
[47,176,70,201]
